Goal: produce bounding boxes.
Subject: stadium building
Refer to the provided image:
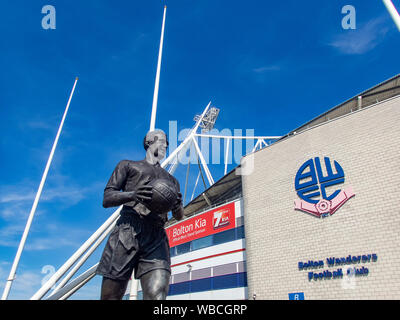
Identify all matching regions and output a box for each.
[127,74,400,300]
[5,5,399,301]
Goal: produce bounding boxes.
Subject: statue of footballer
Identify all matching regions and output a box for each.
[96,129,184,300]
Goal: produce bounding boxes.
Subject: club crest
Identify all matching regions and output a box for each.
[294,157,355,218]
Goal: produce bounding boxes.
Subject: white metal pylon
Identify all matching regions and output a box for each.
[31,207,122,300]
[2,77,78,301]
[149,5,167,131]
[382,0,400,31]
[191,136,214,186]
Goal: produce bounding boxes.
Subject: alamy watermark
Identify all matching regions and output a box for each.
[342,5,356,30]
[341,266,357,289]
[41,5,56,30]
[41,264,56,289]
[167,121,259,176]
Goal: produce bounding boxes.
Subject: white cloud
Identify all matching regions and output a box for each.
[0,218,96,251]
[0,262,43,300]
[0,192,37,204]
[67,276,102,300]
[252,65,281,73]
[328,16,391,55]
[25,119,55,131]
[12,271,43,299]
[0,177,102,219]
[0,178,104,251]
[24,236,82,251]
[0,185,86,206]
[0,224,24,247]
[0,262,101,300]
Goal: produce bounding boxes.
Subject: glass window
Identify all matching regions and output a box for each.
[192,235,213,251]
[235,225,245,239]
[238,272,247,287]
[168,281,190,296]
[171,226,245,256]
[212,273,238,290]
[213,228,235,245]
[170,246,176,257]
[176,242,191,255]
[191,277,212,293]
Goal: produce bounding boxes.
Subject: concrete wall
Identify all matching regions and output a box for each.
[241,95,400,300]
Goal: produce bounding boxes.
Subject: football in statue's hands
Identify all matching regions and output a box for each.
[145,178,178,214]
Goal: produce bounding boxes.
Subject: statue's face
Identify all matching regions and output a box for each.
[147,132,168,161]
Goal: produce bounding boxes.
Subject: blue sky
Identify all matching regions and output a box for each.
[0,0,399,299]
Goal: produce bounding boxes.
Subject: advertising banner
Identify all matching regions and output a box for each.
[166,201,236,248]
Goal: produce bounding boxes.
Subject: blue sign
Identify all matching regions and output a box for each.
[289,292,305,300]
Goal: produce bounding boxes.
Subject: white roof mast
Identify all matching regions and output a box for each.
[149,5,167,131]
[382,0,400,31]
[2,77,78,300]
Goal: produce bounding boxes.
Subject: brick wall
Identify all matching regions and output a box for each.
[241,95,400,300]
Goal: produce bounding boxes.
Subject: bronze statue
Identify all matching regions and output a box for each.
[96,129,184,300]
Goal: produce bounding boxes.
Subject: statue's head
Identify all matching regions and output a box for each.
[143,129,169,162]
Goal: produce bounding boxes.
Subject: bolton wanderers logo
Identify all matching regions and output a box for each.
[294,157,355,218]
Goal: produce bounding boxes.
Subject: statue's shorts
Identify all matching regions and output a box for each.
[96,207,171,281]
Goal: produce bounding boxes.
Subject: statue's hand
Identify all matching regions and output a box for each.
[171,192,182,212]
[131,185,153,204]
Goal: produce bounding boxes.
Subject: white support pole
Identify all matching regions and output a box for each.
[191,136,214,186]
[52,220,117,293]
[31,206,122,300]
[202,192,212,206]
[161,138,188,169]
[2,77,78,301]
[46,264,98,300]
[224,138,230,175]
[129,278,139,300]
[168,155,179,175]
[191,171,201,201]
[252,139,261,152]
[168,137,194,176]
[196,133,282,140]
[183,141,192,205]
[383,0,400,31]
[161,102,211,169]
[149,5,167,131]
[59,272,96,301]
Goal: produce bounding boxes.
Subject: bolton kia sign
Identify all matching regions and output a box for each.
[166,201,236,247]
